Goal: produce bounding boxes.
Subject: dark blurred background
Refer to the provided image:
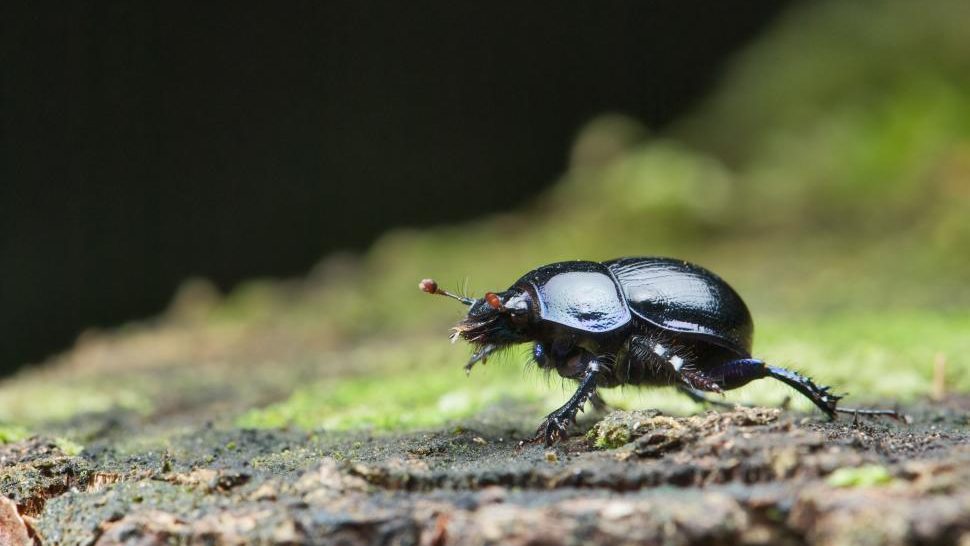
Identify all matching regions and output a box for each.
[1,2,794,372]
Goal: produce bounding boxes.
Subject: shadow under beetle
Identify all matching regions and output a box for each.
[421,257,899,445]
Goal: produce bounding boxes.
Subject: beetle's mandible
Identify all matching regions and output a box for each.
[421,257,899,445]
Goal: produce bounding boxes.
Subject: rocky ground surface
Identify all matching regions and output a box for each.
[2,398,967,545]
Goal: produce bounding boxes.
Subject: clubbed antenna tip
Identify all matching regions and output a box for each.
[419,278,475,306]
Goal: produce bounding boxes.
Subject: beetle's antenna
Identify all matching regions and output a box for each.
[419,278,475,306]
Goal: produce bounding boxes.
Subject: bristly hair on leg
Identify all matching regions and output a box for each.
[595,353,616,376]
[518,347,559,387]
[513,345,542,383]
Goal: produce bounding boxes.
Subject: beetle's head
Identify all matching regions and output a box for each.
[454,287,535,344]
[420,279,537,371]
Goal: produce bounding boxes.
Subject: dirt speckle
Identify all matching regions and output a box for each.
[0,438,91,518]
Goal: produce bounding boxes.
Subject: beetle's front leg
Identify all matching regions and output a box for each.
[534,354,602,446]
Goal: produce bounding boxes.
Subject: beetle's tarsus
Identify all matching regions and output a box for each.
[834,406,904,421]
[464,344,497,374]
[533,416,569,446]
[535,411,572,446]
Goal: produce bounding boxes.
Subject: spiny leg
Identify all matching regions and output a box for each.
[679,368,724,393]
[675,362,739,408]
[698,358,841,417]
[534,357,602,446]
[704,358,900,420]
[679,357,830,414]
[765,366,899,419]
[762,364,841,418]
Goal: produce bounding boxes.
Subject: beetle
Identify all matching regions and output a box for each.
[421,257,899,445]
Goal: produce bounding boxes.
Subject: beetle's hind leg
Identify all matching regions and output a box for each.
[698,359,901,420]
[760,365,840,418]
[763,365,901,420]
[689,358,840,416]
[748,359,902,419]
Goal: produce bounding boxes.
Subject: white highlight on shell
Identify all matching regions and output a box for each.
[669,355,685,371]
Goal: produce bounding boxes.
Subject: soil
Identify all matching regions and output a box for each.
[2,398,967,545]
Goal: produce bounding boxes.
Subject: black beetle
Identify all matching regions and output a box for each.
[421,257,898,445]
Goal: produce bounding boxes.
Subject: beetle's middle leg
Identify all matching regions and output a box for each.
[534,353,602,445]
[625,334,729,406]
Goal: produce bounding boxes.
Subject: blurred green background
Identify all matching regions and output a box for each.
[2,0,968,439]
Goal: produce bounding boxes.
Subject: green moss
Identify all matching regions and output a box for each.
[682,1,970,163]
[0,380,154,427]
[0,424,29,444]
[53,437,85,456]
[827,465,894,488]
[236,350,550,431]
[588,424,632,450]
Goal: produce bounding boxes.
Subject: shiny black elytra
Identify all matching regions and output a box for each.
[420,257,898,445]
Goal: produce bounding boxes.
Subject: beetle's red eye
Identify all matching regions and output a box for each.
[485,292,503,310]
